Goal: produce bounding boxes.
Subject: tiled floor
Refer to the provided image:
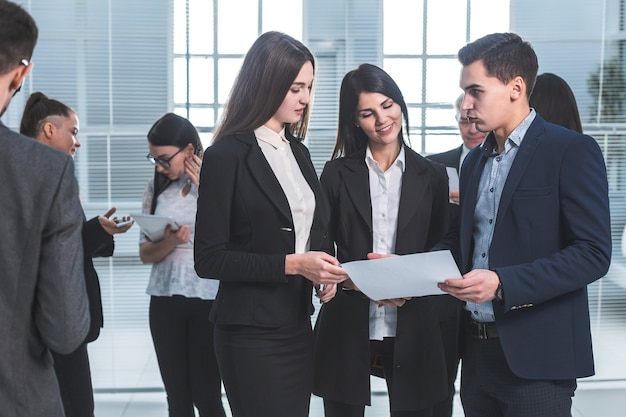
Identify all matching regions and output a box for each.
[94,383,625,417]
[89,328,626,417]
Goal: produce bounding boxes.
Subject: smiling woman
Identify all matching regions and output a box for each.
[313,63,458,417]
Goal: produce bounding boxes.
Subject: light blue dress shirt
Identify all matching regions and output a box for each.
[466,110,536,322]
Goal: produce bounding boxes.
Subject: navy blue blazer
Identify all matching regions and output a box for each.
[194,131,329,327]
[436,114,611,380]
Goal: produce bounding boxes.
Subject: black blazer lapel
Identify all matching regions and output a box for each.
[340,152,373,232]
[288,136,328,240]
[289,136,321,203]
[396,150,430,236]
[239,133,293,223]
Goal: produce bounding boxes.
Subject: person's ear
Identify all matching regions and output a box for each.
[9,62,33,94]
[510,75,525,101]
[42,121,56,141]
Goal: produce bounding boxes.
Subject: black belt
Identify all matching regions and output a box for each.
[467,318,499,339]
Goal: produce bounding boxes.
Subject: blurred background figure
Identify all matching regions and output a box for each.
[20,91,133,417]
[427,93,487,206]
[529,72,583,133]
[139,113,225,417]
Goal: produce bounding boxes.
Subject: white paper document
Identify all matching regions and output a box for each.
[340,250,461,301]
[446,167,459,203]
[445,167,459,192]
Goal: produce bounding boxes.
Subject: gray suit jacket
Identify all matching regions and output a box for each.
[0,122,89,417]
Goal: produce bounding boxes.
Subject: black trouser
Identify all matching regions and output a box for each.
[460,322,576,417]
[150,295,225,417]
[52,344,94,417]
[323,338,454,417]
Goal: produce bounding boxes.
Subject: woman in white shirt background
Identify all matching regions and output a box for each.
[139,113,225,417]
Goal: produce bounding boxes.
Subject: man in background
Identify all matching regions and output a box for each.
[0,1,89,416]
[427,92,487,206]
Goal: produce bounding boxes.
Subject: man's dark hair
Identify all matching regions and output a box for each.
[0,0,38,75]
[458,32,538,98]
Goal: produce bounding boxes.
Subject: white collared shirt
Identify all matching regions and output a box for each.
[366,145,405,340]
[254,125,315,254]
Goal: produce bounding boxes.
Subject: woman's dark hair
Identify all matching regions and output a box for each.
[529,73,583,133]
[331,63,410,159]
[147,113,203,213]
[213,31,315,142]
[20,92,73,138]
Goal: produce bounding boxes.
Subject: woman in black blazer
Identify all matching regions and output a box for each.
[194,31,347,417]
[20,92,133,417]
[313,64,459,417]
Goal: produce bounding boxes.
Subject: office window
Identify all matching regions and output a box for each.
[173,0,303,146]
[382,0,510,155]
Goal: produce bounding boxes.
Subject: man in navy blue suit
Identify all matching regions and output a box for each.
[436,32,611,417]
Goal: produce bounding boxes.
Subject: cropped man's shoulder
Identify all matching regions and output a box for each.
[1,126,71,168]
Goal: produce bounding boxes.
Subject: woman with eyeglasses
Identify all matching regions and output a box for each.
[19,91,133,417]
[140,112,226,417]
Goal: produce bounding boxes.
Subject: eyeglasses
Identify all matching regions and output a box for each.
[12,59,30,98]
[146,147,185,169]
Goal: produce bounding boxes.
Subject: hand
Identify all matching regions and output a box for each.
[286,251,348,286]
[315,284,337,303]
[366,252,397,260]
[375,297,411,307]
[163,224,191,245]
[437,269,500,303]
[99,207,133,235]
[184,153,202,186]
[449,191,460,205]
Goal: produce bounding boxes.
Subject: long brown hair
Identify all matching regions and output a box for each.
[213,31,315,142]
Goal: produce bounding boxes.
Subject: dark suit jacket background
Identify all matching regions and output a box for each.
[82,217,114,343]
[427,145,463,226]
[426,145,462,171]
[435,115,611,379]
[195,131,330,327]
[313,147,459,411]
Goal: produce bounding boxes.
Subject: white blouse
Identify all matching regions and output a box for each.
[366,145,405,340]
[254,125,315,254]
[140,175,219,299]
